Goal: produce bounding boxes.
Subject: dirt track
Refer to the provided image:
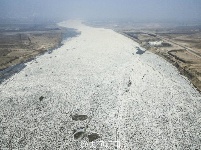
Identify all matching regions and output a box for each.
[0,21,201,149]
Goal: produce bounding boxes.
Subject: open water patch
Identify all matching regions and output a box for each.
[136,47,146,55]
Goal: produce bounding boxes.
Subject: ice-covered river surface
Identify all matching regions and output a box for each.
[0,21,201,149]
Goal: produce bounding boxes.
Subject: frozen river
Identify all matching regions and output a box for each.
[0,20,201,149]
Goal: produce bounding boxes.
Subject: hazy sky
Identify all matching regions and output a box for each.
[1,0,201,22]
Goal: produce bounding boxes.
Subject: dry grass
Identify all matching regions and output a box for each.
[122,28,201,92]
[0,29,63,70]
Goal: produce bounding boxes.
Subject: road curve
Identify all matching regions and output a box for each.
[0,21,201,149]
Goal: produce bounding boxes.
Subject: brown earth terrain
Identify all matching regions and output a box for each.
[1,22,201,92]
[0,24,66,70]
[121,26,201,92]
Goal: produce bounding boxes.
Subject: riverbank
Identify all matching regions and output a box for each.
[120,28,201,93]
[86,21,201,92]
[0,24,80,83]
[0,23,81,70]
